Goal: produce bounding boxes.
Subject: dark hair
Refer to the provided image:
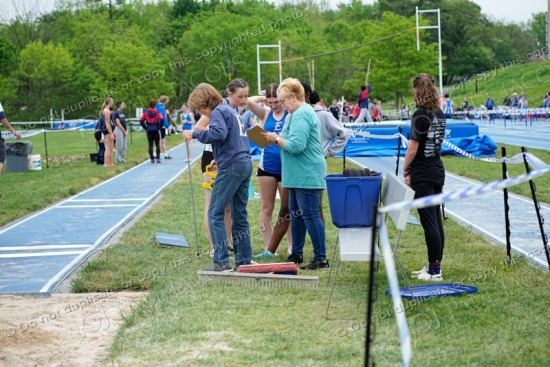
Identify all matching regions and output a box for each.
[265,83,279,98]
[361,85,367,91]
[412,73,439,111]
[299,81,313,103]
[116,101,123,108]
[309,90,321,105]
[149,98,156,108]
[226,78,248,94]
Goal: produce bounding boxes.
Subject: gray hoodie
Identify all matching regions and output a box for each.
[313,104,350,157]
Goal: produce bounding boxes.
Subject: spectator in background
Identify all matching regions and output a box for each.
[485,96,496,111]
[180,103,195,132]
[329,99,340,120]
[140,98,163,164]
[113,101,128,163]
[356,84,373,123]
[94,119,105,165]
[503,95,511,107]
[440,93,454,118]
[511,93,519,108]
[99,97,115,167]
[371,99,382,122]
[155,96,172,160]
[0,101,22,175]
[342,101,350,122]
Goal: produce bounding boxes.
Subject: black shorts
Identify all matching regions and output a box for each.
[201,150,215,173]
[257,167,282,182]
[160,128,166,139]
[0,137,5,164]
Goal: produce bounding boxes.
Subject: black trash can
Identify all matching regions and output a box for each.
[5,141,33,173]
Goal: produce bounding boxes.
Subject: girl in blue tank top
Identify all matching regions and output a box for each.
[246,83,292,257]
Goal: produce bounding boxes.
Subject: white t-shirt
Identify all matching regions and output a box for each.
[0,101,5,120]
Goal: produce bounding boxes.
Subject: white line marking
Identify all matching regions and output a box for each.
[0,251,85,258]
[57,204,141,208]
[68,198,148,202]
[0,245,92,251]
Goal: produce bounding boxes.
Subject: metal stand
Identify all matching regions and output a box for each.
[521,147,550,270]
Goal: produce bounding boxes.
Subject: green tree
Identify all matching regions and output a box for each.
[16,41,74,119]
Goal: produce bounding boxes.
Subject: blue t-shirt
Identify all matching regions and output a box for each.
[260,110,288,174]
[113,110,127,130]
[192,103,250,169]
[155,103,169,128]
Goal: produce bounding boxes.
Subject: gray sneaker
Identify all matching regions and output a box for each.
[204,263,233,272]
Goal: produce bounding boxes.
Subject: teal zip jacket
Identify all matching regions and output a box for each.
[279,103,327,189]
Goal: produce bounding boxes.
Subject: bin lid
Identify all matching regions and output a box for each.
[5,141,33,155]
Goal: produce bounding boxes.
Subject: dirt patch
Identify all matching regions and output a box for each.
[0,292,147,366]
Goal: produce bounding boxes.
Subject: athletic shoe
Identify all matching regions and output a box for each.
[415,268,443,281]
[156,159,161,163]
[151,159,155,164]
[300,258,330,270]
[253,250,277,259]
[165,156,173,160]
[412,266,443,277]
[203,263,233,272]
[286,253,303,264]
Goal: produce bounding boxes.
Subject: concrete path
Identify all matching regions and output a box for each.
[0,143,204,294]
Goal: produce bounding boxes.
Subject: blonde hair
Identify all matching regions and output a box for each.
[100,97,113,114]
[188,83,223,112]
[412,73,439,110]
[159,95,169,104]
[277,78,305,102]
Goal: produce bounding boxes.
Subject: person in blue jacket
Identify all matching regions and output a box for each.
[184,83,252,271]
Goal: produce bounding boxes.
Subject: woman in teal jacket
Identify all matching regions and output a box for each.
[263,78,328,270]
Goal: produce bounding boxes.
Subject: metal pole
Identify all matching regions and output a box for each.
[437,9,443,95]
[521,147,550,270]
[278,40,282,83]
[256,44,261,95]
[501,147,511,263]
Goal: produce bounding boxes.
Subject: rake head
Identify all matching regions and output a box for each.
[197,271,319,290]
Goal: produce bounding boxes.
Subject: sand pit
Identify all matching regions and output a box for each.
[0,292,147,366]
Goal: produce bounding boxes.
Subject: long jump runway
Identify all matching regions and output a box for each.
[0,143,204,295]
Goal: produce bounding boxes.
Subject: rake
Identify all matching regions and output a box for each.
[197,271,319,290]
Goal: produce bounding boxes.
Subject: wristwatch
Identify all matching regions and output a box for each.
[275,137,280,145]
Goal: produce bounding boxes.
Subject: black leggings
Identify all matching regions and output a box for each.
[147,131,160,160]
[412,181,445,263]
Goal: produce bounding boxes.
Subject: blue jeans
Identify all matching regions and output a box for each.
[289,188,326,260]
[209,157,252,267]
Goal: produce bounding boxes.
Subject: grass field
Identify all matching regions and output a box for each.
[1,128,550,366]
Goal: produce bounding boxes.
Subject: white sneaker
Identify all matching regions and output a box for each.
[412,266,443,277]
[411,266,428,276]
[415,268,443,281]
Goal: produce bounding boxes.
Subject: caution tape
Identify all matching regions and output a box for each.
[380,166,550,214]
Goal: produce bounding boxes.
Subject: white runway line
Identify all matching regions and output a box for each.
[0,244,92,251]
[0,251,86,258]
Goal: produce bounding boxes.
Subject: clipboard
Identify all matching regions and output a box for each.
[246,126,271,148]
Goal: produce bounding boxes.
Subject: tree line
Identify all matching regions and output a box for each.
[0,0,544,121]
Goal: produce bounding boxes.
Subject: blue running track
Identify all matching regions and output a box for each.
[0,143,204,295]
